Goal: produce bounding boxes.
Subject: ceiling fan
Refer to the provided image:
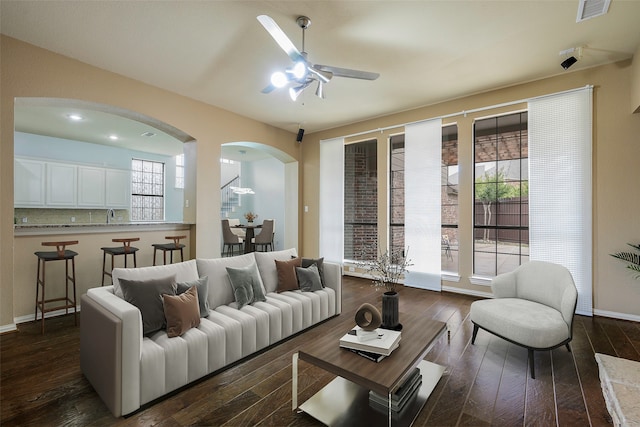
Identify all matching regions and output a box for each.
[257,15,380,100]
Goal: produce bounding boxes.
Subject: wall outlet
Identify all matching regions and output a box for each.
[185,199,190,208]
[71,217,75,222]
[22,217,28,223]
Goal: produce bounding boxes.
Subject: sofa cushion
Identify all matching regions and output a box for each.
[113,259,199,299]
[226,263,267,309]
[276,257,302,292]
[470,298,569,349]
[296,263,323,292]
[177,276,209,317]
[227,267,253,309]
[301,257,325,287]
[196,254,261,308]
[163,286,201,338]
[254,248,298,293]
[119,274,177,335]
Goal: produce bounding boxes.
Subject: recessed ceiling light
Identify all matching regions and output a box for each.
[108,135,119,140]
[67,114,83,121]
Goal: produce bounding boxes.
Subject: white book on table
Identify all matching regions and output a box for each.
[339,326,401,356]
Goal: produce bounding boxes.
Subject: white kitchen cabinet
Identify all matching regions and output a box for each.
[14,158,46,207]
[106,168,130,208]
[46,162,77,207]
[78,166,106,207]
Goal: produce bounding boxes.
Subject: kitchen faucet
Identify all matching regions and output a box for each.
[106,208,115,224]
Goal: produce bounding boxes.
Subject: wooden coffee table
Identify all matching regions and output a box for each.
[292,314,447,426]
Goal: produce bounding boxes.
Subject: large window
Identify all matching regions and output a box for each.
[131,158,165,221]
[344,139,377,261]
[442,125,459,273]
[389,135,405,258]
[473,112,529,276]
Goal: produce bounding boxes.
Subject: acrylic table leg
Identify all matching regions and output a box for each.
[292,352,299,411]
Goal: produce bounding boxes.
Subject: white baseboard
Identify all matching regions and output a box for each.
[593,309,640,322]
[9,305,81,328]
[0,323,18,334]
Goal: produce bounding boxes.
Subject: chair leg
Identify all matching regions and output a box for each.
[471,323,479,344]
[101,250,107,286]
[565,343,572,353]
[528,349,535,379]
[153,248,157,266]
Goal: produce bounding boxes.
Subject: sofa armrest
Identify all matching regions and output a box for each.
[491,270,517,298]
[323,262,342,314]
[82,287,143,416]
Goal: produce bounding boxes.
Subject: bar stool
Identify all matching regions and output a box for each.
[152,235,186,265]
[34,240,78,334]
[101,237,140,286]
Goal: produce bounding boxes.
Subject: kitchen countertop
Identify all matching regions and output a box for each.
[14,222,193,236]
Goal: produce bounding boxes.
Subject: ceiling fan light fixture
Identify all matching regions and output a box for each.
[292,61,307,79]
[315,81,324,99]
[270,71,288,88]
[289,85,304,101]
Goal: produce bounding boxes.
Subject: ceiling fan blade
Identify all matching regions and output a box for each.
[315,64,380,80]
[261,84,277,94]
[257,15,305,63]
[307,66,332,83]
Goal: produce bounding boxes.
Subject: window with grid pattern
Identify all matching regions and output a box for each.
[344,139,378,261]
[473,112,529,276]
[131,158,165,221]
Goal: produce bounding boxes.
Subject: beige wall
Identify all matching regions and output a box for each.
[1,36,298,329]
[301,60,640,319]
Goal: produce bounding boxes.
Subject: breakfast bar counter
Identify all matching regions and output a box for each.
[14,222,192,236]
[12,222,194,326]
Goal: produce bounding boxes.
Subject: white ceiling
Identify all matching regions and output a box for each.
[3,1,640,154]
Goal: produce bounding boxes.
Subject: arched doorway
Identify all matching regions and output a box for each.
[221,142,298,252]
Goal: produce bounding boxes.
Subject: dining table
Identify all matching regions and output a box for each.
[232,223,262,254]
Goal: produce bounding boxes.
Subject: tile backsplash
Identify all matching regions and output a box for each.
[14,208,130,225]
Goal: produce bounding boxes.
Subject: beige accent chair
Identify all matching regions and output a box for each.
[221,219,244,256]
[252,219,274,252]
[470,261,578,379]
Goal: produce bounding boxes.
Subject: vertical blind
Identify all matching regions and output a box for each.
[404,119,443,290]
[528,87,593,316]
[319,137,345,263]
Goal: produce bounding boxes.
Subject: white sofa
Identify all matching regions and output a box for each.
[80,248,341,417]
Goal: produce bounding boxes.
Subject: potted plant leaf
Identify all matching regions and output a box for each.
[611,243,640,279]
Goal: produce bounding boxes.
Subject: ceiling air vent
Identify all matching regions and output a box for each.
[576,0,611,22]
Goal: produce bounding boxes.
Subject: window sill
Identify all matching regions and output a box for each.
[469,276,493,286]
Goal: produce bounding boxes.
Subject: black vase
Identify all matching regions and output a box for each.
[381,291,402,330]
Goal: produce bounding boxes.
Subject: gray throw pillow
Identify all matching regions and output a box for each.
[177,276,210,317]
[119,274,177,336]
[301,257,325,287]
[226,263,266,309]
[296,263,323,292]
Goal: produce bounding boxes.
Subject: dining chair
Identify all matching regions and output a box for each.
[227,218,246,239]
[252,219,274,252]
[222,219,244,256]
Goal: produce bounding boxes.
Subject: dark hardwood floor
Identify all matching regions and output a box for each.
[2,276,639,426]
